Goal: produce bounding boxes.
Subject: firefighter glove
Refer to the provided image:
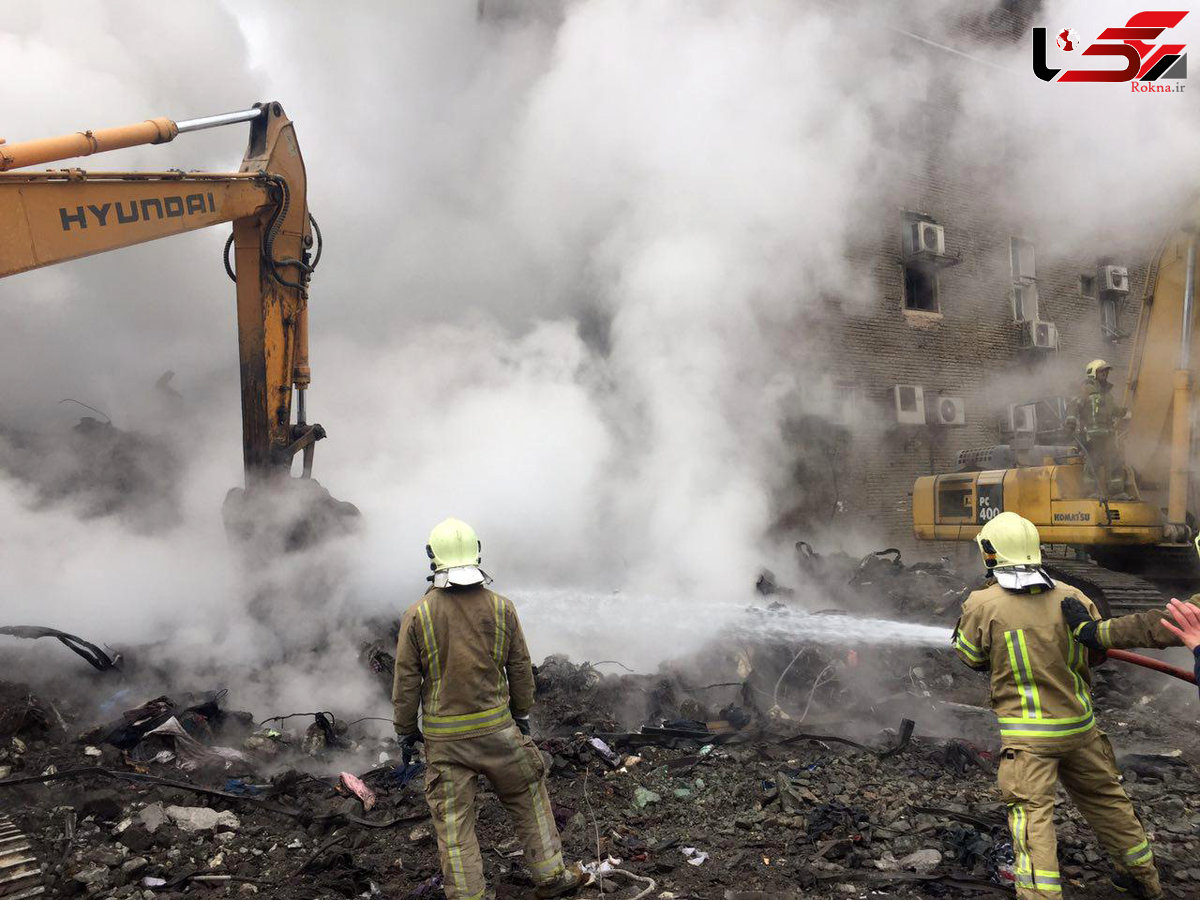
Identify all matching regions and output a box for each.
[1062,596,1103,650]
[514,716,531,736]
[397,731,423,762]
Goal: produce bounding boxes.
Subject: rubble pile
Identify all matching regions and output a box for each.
[2,632,1199,900]
[2,545,1197,898]
[780,543,973,621]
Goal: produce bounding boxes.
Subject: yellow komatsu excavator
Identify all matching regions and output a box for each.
[0,103,355,545]
[913,213,1198,614]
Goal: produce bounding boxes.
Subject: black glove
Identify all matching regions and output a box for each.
[397,731,423,763]
[514,716,531,736]
[1062,597,1103,650]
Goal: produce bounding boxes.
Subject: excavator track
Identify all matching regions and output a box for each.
[1042,558,1167,618]
[0,815,44,898]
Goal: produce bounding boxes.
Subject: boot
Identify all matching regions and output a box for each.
[535,865,588,899]
[1111,872,1164,899]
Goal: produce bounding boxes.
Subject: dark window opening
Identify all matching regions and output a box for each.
[937,482,973,520]
[1080,274,1096,297]
[904,264,939,311]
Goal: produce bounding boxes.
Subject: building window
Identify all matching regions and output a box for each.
[1079,273,1096,298]
[1101,296,1120,339]
[904,266,939,311]
[902,212,941,312]
[1010,237,1038,322]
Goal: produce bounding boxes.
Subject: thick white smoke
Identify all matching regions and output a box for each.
[0,1,1196,701]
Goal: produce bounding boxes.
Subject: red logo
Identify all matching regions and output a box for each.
[1034,11,1189,85]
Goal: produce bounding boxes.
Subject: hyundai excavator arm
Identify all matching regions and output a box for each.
[0,102,320,482]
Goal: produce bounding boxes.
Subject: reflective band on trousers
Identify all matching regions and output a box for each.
[1010,804,1030,878]
[1015,871,1063,893]
[423,705,513,736]
[442,767,471,896]
[1124,839,1154,867]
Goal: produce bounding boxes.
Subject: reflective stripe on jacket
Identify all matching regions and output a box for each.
[952,581,1101,750]
[392,585,536,741]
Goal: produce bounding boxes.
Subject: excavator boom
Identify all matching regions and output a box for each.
[0,102,321,482]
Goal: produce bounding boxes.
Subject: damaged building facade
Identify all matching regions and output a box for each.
[781,7,1149,556]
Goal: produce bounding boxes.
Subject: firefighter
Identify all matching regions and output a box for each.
[952,512,1162,899]
[1065,359,1129,500]
[392,518,584,900]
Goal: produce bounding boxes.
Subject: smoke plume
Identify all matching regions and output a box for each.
[0,1,1196,702]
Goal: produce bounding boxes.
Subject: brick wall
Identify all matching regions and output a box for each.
[790,10,1152,561]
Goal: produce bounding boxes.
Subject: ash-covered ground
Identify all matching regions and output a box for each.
[3,550,1199,900]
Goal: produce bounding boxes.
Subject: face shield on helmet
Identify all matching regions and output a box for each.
[426,518,488,588]
[977,511,1053,591]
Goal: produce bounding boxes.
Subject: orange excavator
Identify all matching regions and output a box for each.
[0,103,353,541]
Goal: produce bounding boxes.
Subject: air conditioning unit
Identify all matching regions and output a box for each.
[909,221,945,257]
[1004,402,1038,434]
[1102,265,1129,293]
[893,384,926,425]
[928,394,967,426]
[1021,319,1058,350]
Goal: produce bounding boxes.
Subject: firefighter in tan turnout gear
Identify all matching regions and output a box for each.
[952,512,1162,899]
[392,519,584,900]
[1066,358,1129,500]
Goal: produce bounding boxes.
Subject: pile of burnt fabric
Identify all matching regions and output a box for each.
[80,691,255,771]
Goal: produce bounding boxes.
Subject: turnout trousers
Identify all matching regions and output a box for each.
[997,730,1161,899]
[423,723,566,900]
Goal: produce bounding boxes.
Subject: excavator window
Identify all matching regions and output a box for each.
[937,478,974,521]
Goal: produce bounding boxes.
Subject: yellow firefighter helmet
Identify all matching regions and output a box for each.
[977,511,1042,570]
[426,518,485,587]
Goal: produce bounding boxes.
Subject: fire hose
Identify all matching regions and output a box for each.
[1106,649,1197,684]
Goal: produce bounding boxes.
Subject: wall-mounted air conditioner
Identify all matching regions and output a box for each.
[1021,319,1058,351]
[1003,402,1038,434]
[909,221,945,257]
[1101,265,1129,293]
[893,384,926,425]
[928,394,967,426]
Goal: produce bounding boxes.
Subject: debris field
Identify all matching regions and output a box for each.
[3,549,1199,900]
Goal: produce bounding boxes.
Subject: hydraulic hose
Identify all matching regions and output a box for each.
[1107,649,1197,685]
